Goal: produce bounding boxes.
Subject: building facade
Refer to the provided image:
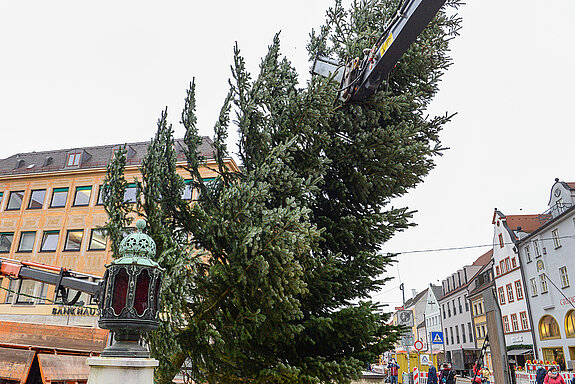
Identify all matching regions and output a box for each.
[424,285,443,354]
[438,252,489,374]
[518,179,575,368]
[491,210,539,364]
[466,256,494,370]
[0,138,236,328]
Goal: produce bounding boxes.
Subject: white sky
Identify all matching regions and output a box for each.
[1,1,574,309]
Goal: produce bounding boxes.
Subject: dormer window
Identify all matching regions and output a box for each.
[67,152,82,167]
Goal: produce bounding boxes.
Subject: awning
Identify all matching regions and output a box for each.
[38,354,89,383]
[507,349,533,356]
[0,346,34,382]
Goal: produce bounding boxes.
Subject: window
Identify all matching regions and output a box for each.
[0,233,14,252]
[552,229,561,248]
[496,266,500,276]
[445,328,449,345]
[73,186,92,206]
[540,274,549,293]
[89,229,107,250]
[66,152,82,166]
[498,287,506,305]
[465,298,469,312]
[481,325,486,338]
[97,185,105,205]
[461,324,466,343]
[511,314,519,331]
[447,304,451,317]
[443,304,446,319]
[476,325,481,338]
[452,300,457,315]
[512,258,517,268]
[534,239,541,257]
[530,277,538,296]
[182,180,193,200]
[468,323,473,341]
[37,283,49,304]
[520,312,529,330]
[479,302,483,314]
[455,326,460,344]
[6,191,25,210]
[474,303,478,316]
[566,311,575,338]
[560,266,570,288]
[458,297,462,313]
[525,246,531,262]
[500,260,506,274]
[539,315,561,340]
[50,188,69,208]
[0,192,3,207]
[499,233,504,248]
[505,258,511,272]
[5,279,18,303]
[507,283,515,302]
[124,183,137,203]
[15,280,36,304]
[64,230,83,251]
[515,280,524,299]
[40,231,59,252]
[28,189,46,209]
[450,327,454,345]
[503,316,510,333]
[18,232,36,252]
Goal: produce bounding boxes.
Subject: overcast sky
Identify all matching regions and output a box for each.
[1,1,574,309]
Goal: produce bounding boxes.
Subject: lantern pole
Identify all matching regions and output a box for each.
[87,219,163,384]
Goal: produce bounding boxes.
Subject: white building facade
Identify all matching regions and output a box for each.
[491,210,537,363]
[517,179,575,368]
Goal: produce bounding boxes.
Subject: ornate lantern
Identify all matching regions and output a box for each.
[98,219,163,358]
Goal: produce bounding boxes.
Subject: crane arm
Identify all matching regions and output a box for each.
[311,0,446,102]
[0,257,102,305]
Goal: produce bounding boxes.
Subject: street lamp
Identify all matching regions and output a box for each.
[98,219,163,358]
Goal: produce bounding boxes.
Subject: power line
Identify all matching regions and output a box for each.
[387,235,575,255]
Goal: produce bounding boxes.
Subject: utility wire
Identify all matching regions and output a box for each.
[388,235,575,255]
[542,272,575,311]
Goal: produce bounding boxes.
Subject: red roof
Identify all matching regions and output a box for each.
[566,182,575,189]
[472,249,493,266]
[504,215,543,234]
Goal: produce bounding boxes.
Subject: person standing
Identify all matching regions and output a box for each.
[387,359,400,384]
[544,367,566,384]
[481,366,491,384]
[428,362,438,384]
[440,363,456,384]
[536,365,547,384]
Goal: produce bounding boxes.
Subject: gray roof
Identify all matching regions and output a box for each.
[0,137,215,177]
[430,285,443,301]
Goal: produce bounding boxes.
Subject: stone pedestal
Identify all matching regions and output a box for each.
[87,357,158,384]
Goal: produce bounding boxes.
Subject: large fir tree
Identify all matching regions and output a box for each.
[102,0,461,382]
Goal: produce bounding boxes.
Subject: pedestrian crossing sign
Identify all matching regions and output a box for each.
[431,332,444,344]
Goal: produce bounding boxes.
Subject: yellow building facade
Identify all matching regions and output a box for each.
[0,138,237,328]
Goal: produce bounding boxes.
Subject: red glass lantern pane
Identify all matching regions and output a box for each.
[152,276,161,311]
[134,269,150,316]
[112,268,129,315]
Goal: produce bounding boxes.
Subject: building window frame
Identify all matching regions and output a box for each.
[73,186,92,207]
[503,316,510,333]
[511,313,519,332]
[559,266,570,288]
[63,230,84,251]
[88,229,107,251]
[498,286,506,305]
[540,274,549,293]
[507,283,515,302]
[534,239,541,257]
[40,231,60,252]
[515,280,524,300]
[0,232,14,253]
[17,231,36,253]
[525,245,532,263]
[520,311,529,330]
[6,190,25,211]
[66,152,82,167]
[50,187,69,208]
[530,277,538,296]
[552,229,561,249]
[27,189,46,209]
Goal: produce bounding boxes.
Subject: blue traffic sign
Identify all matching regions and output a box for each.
[431,332,444,344]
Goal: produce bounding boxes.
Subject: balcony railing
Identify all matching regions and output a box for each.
[537,202,573,224]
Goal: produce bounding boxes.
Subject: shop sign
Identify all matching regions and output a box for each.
[51,306,98,316]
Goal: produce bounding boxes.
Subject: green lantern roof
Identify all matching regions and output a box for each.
[113,219,160,268]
